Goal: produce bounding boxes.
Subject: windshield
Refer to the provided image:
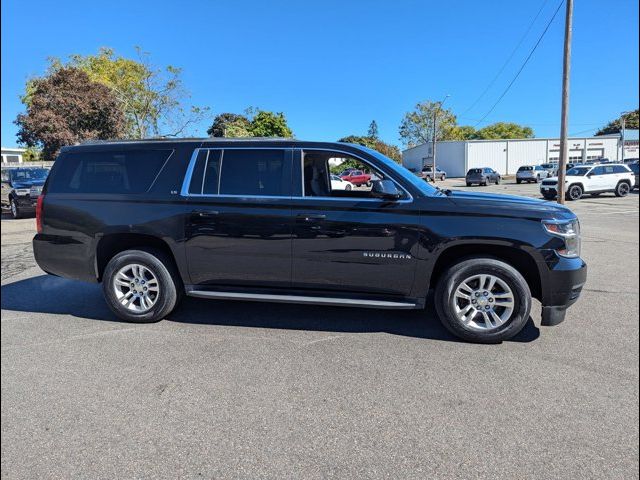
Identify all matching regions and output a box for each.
[10,168,49,181]
[567,167,591,176]
[356,146,439,196]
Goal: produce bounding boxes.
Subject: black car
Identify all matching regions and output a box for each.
[33,139,587,343]
[1,166,49,218]
[465,168,501,186]
[629,161,639,189]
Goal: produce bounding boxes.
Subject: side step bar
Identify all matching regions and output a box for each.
[186,290,418,309]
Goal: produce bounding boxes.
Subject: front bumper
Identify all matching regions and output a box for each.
[14,195,38,209]
[539,255,587,326]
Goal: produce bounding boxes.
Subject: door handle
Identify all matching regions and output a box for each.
[297,213,326,221]
[193,210,219,217]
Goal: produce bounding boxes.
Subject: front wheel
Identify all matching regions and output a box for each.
[567,184,583,201]
[542,194,556,201]
[615,181,631,197]
[102,248,182,323]
[345,184,352,191]
[441,175,446,181]
[516,179,522,184]
[495,176,501,185]
[434,258,531,343]
[9,198,22,219]
[466,182,472,187]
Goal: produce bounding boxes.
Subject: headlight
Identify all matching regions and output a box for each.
[14,188,30,195]
[542,219,581,258]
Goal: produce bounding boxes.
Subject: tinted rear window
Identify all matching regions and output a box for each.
[48,149,172,194]
[467,169,482,174]
[218,149,287,196]
[518,166,533,171]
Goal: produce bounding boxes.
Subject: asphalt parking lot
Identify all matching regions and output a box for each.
[2,182,638,479]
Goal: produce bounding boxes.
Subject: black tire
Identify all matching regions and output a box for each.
[542,194,556,201]
[441,175,446,181]
[495,176,501,185]
[9,198,22,219]
[434,257,532,343]
[615,181,631,197]
[102,248,183,323]
[466,182,472,187]
[534,176,540,184]
[516,179,522,184]
[567,184,583,201]
[345,184,352,191]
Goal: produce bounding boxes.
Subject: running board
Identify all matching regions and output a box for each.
[186,290,417,309]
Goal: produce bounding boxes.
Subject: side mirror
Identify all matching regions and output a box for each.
[371,179,402,200]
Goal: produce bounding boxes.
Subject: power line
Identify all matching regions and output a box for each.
[472,0,566,128]
[461,0,550,116]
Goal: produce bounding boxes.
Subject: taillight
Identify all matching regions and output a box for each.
[36,195,44,233]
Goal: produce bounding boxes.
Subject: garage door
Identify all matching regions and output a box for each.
[586,148,604,161]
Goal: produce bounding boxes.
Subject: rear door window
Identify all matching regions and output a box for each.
[48,149,173,194]
[218,149,288,196]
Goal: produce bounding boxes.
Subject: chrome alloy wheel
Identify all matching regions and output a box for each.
[113,264,160,312]
[452,274,515,331]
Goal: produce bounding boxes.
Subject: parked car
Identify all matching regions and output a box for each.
[340,169,371,187]
[330,174,354,191]
[33,139,587,343]
[1,166,50,218]
[540,164,635,201]
[628,162,639,190]
[418,166,447,182]
[465,168,501,186]
[516,165,550,184]
[540,163,557,176]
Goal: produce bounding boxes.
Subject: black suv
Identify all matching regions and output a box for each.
[33,139,587,343]
[1,166,49,218]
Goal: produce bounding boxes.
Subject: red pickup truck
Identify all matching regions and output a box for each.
[339,169,371,187]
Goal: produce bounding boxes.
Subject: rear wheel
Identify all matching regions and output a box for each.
[435,258,531,343]
[441,174,446,181]
[102,248,182,323]
[516,179,522,184]
[567,184,583,201]
[615,181,631,197]
[542,194,556,201]
[495,176,501,185]
[345,184,352,191]
[466,182,472,187]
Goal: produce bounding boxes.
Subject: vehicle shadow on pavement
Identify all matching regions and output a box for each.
[1,275,540,343]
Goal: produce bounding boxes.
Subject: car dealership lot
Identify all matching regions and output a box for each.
[1,184,638,479]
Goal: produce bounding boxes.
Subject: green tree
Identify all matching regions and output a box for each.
[399,100,459,147]
[32,47,209,139]
[207,113,251,137]
[367,120,379,139]
[596,109,639,135]
[15,67,126,160]
[474,122,534,139]
[249,110,293,137]
[449,125,477,140]
[22,147,42,162]
[337,135,402,163]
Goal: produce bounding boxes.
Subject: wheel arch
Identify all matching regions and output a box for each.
[95,233,181,282]
[429,243,542,301]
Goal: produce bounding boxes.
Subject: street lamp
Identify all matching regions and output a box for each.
[432,94,450,182]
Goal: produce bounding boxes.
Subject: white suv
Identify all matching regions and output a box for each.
[540,164,635,201]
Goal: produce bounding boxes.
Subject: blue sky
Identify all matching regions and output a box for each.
[2,0,638,148]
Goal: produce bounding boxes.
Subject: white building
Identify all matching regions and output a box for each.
[402,135,622,177]
[1,147,26,164]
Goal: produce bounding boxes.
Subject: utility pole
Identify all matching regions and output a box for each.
[432,94,450,182]
[557,0,573,204]
[620,111,631,162]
